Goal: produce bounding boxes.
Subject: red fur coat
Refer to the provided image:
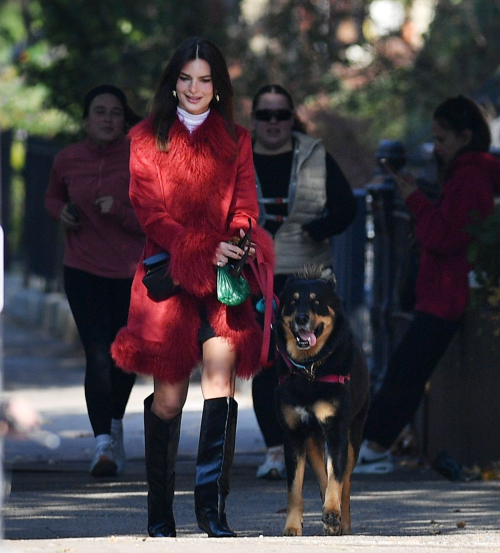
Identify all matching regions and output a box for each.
[111,111,275,383]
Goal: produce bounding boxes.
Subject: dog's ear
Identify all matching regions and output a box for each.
[278,276,295,311]
[281,275,297,297]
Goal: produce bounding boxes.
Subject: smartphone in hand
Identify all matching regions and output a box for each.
[379,158,399,178]
[380,158,407,188]
[380,158,418,200]
[67,201,80,222]
[227,219,252,278]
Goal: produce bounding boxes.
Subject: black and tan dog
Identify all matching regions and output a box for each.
[274,267,370,536]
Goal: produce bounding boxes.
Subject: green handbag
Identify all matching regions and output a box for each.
[216,265,251,306]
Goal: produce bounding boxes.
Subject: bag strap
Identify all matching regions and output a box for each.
[249,246,278,366]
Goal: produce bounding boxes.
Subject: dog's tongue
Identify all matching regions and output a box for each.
[298,330,317,347]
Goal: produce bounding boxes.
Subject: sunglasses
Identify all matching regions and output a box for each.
[254,109,294,122]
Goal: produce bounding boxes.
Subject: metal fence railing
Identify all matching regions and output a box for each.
[22,137,64,289]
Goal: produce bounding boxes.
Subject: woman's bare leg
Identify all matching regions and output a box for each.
[200,337,236,399]
[152,377,189,420]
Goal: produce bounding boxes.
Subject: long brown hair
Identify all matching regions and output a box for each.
[151,36,236,150]
[433,95,491,154]
[433,95,492,182]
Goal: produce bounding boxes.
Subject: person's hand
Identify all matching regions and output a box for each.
[213,239,246,267]
[60,203,81,230]
[394,173,418,201]
[95,195,114,214]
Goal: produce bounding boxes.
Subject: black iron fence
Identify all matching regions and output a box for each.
[1,129,13,268]
[22,137,65,288]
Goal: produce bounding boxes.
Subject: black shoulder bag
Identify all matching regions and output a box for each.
[142,252,181,302]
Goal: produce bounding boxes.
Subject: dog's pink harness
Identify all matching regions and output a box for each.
[315,374,350,384]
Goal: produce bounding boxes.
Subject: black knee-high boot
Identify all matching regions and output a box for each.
[144,394,181,537]
[194,396,238,538]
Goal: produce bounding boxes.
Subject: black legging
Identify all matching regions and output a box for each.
[363,311,460,449]
[64,266,136,437]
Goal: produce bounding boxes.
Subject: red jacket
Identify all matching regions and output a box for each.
[45,136,145,278]
[407,151,500,321]
[111,112,275,383]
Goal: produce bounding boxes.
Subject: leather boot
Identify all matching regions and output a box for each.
[144,393,181,537]
[194,397,238,538]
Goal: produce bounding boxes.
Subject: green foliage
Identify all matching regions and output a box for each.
[339,68,411,142]
[0,1,74,136]
[0,67,75,135]
[466,205,500,308]
[404,0,500,146]
[0,2,26,52]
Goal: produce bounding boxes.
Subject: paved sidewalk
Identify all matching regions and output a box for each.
[2,274,500,552]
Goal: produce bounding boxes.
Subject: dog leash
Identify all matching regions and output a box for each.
[248,245,279,367]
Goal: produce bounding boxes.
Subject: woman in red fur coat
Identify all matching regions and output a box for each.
[111,37,274,538]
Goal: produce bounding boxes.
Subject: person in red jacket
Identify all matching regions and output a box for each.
[45,85,144,477]
[354,95,500,474]
[110,37,274,538]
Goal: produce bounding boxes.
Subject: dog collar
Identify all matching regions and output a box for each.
[285,355,319,377]
[279,350,350,383]
[277,336,335,378]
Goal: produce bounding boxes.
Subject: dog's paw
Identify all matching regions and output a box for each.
[322,510,342,536]
[323,524,344,536]
[283,526,303,537]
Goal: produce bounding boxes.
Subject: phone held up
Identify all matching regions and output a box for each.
[379,157,399,178]
[67,201,80,222]
[380,157,407,189]
[226,218,252,279]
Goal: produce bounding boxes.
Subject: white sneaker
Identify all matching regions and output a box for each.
[353,440,394,474]
[111,426,126,475]
[256,445,287,480]
[90,442,118,478]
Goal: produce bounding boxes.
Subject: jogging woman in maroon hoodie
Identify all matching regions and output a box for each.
[45,85,144,477]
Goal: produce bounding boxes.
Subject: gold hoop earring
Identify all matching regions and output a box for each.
[172,90,177,99]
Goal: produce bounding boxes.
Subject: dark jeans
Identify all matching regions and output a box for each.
[363,311,461,449]
[64,267,136,437]
[251,274,288,449]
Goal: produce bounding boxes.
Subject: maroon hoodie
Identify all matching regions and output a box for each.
[45,136,145,278]
[406,151,500,321]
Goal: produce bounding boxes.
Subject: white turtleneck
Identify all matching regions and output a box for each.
[177,106,210,133]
